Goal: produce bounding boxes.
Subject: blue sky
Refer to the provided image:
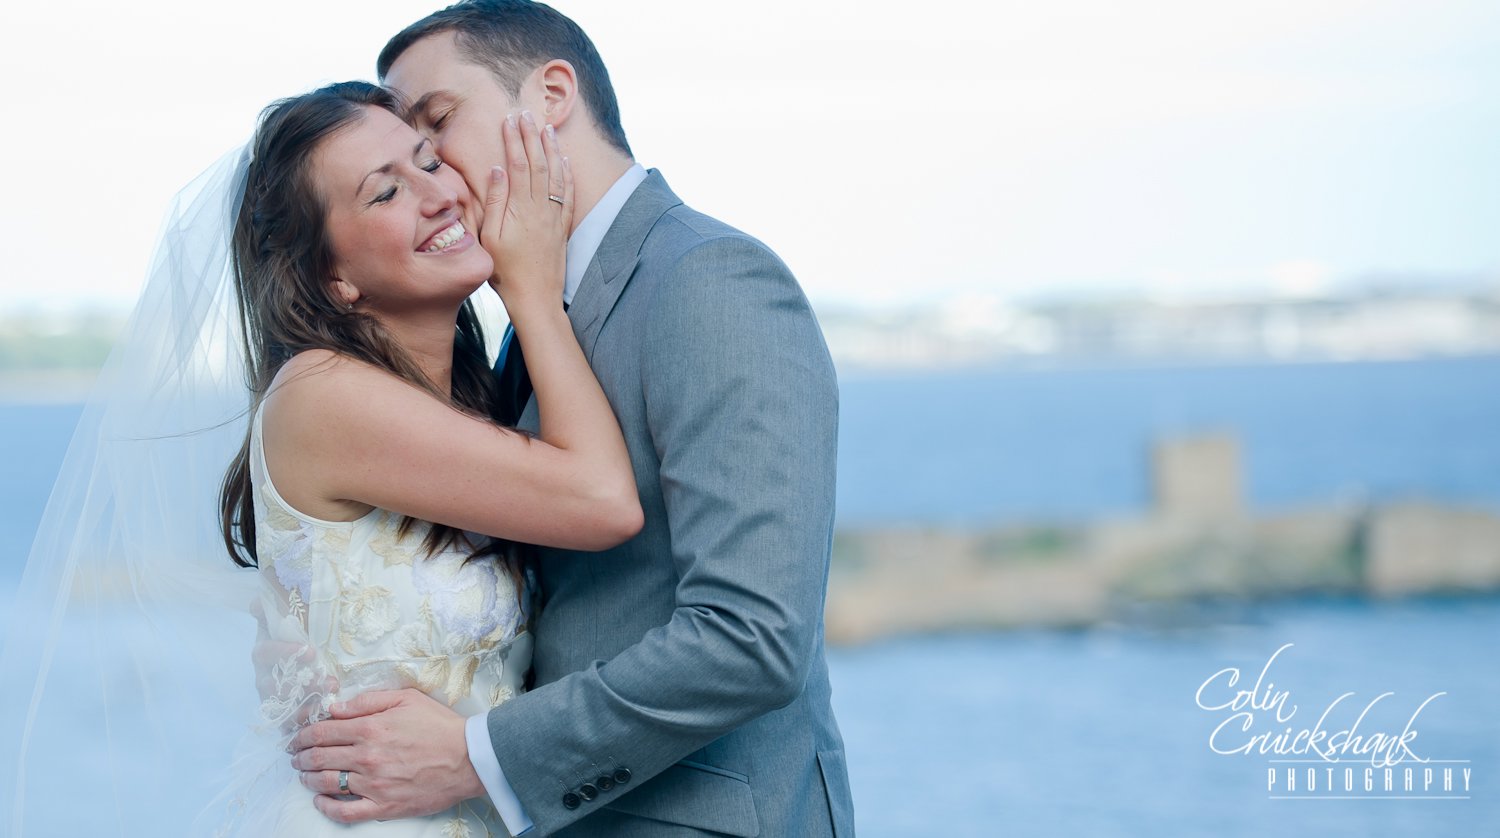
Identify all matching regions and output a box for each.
[1,0,1496,311]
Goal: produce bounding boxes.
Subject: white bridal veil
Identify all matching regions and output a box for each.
[0,147,297,835]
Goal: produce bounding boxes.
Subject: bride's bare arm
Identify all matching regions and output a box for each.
[263,353,638,550]
[263,112,640,551]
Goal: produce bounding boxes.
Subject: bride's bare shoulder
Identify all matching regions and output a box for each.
[274,348,372,385]
[267,349,399,402]
[262,349,403,429]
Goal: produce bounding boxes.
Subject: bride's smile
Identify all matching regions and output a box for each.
[418,218,472,254]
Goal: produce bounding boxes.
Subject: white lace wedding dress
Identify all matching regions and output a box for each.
[210,406,532,836]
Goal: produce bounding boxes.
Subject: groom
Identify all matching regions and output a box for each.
[287,2,854,835]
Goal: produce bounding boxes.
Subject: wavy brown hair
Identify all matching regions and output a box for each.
[220,81,510,569]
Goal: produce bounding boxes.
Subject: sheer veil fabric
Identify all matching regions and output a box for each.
[0,147,322,835]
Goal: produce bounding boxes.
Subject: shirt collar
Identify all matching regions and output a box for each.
[564,163,649,306]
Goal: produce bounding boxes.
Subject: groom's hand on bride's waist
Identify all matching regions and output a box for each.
[289,688,485,824]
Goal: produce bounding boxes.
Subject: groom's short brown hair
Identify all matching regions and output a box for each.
[377,0,632,156]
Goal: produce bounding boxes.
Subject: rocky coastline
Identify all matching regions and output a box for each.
[825,435,1500,644]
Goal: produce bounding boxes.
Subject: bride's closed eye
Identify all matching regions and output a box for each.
[369,160,444,205]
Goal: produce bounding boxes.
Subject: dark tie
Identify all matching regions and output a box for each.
[492,302,566,426]
[493,323,532,426]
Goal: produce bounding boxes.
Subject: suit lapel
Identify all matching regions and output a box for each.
[565,169,682,362]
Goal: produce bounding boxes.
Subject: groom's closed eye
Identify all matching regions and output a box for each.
[418,106,454,134]
[407,92,456,135]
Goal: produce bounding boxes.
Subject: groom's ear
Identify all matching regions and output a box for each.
[536,59,580,128]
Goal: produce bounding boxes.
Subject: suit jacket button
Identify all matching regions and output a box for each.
[562,792,581,810]
[579,783,599,801]
[597,774,616,791]
[613,767,632,785]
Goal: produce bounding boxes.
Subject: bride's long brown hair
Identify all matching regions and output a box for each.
[220,81,508,569]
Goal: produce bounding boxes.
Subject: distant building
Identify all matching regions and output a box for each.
[1152,433,1243,522]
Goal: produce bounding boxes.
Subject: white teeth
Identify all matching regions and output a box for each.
[424,222,465,253]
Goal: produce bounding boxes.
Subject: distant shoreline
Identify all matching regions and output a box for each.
[0,371,98,404]
[9,282,1500,377]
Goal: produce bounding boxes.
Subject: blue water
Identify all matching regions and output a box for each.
[2,358,1497,835]
[836,354,1500,526]
[828,596,1498,836]
[0,402,77,607]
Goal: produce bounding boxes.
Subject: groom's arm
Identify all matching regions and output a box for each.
[484,233,838,834]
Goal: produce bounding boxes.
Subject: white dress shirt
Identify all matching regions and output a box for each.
[465,161,649,836]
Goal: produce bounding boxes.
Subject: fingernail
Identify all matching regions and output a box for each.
[522,110,536,125]
[491,165,505,179]
[545,124,556,140]
[506,114,517,128]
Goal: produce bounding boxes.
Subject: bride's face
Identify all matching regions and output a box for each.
[312,105,492,313]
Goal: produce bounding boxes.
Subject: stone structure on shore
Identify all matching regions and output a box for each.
[825,434,1500,644]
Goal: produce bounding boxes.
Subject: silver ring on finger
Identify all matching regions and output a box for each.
[548,195,566,205]
[338,770,351,795]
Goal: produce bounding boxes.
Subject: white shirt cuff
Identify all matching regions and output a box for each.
[466,711,535,835]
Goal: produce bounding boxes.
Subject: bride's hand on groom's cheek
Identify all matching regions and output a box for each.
[479,109,573,307]
[288,688,484,824]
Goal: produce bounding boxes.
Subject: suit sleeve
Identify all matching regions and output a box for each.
[482,234,839,834]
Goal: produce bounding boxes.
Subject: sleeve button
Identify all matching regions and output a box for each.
[597,774,616,791]
[579,783,599,801]
[613,767,632,785]
[562,792,582,810]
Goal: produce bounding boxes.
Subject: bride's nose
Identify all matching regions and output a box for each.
[417,171,460,217]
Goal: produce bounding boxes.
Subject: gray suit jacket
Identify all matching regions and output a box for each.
[487,170,854,837]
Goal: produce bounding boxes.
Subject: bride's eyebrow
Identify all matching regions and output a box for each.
[355,138,433,197]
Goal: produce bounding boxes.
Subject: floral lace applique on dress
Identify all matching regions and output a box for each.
[232,404,533,837]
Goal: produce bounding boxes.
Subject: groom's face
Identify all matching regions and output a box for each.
[385,31,539,234]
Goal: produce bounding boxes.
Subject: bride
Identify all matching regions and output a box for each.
[222,80,643,833]
[0,80,640,836]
